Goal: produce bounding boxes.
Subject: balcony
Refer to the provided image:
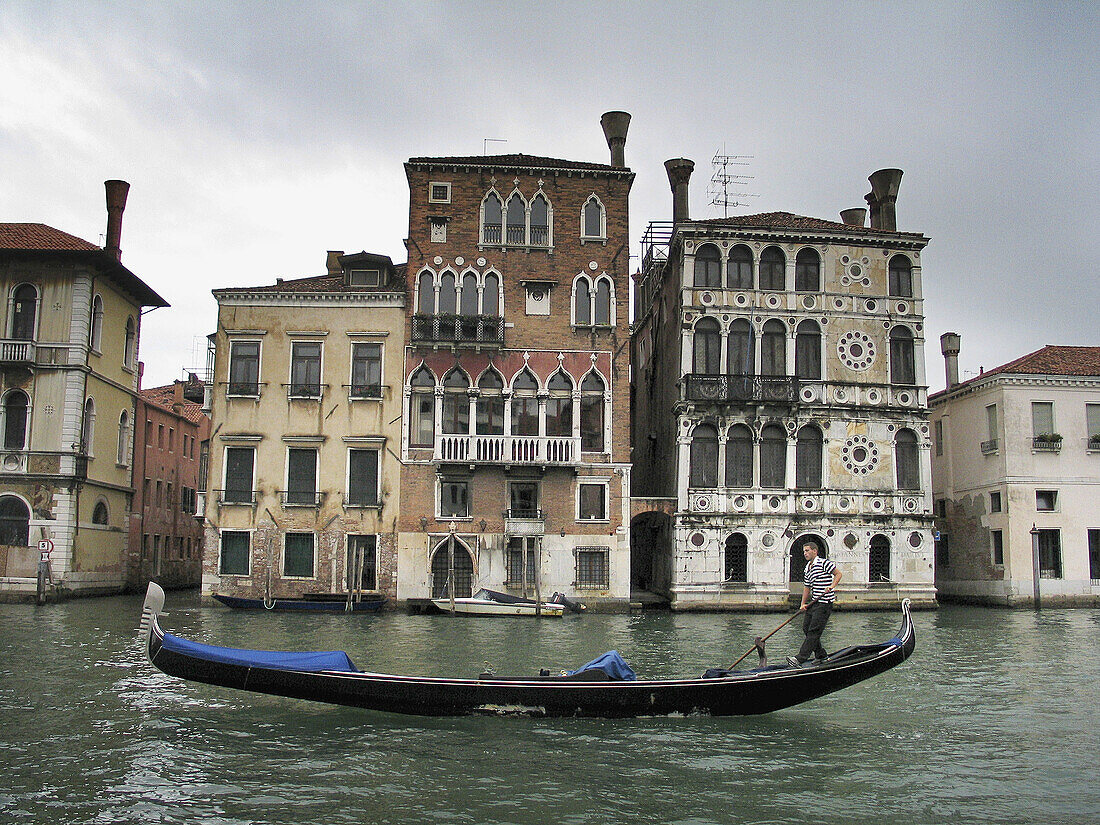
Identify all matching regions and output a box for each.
[435,434,580,466]
[505,508,545,536]
[980,439,999,455]
[0,339,35,365]
[1032,436,1062,452]
[216,489,257,506]
[412,314,504,348]
[281,490,323,507]
[684,374,799,405]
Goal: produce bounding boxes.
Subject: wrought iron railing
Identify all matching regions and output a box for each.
[980,439,999,455]
[684,374,799,404]
[411,314,505,346]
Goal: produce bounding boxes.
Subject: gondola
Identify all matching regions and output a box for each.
[140,583,914,718]
[212,593,384,613]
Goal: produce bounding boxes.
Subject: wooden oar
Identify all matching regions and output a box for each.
[726,597,820,670]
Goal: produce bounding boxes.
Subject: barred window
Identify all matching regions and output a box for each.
[219,530,250,575]
[869,534,891,582]
[724,533,748,582]
[284,532,315,578]
[575,547,610,589]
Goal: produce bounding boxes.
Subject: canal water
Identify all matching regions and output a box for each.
[2,593,1098,825]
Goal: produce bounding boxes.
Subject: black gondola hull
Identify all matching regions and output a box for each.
[141,586,914,718]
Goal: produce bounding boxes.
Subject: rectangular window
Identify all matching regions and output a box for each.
[506,536,538,585]
[228,341,260,395]
[1088,404,1100,448]
[1031,401,1055,437]
[990,490,1002,513]
[934,499,948,518]
[155,480,162,507]
[578,482,608,521]
[219,530,250,575]
[223,447,255,504]
[168,428,174,452]
[935,420,944,457]
[508,482,539,518]
[285,448,318,505]
[347,449,380,507]
[440,479,470,518]
[346,534,377,591]
[290,341,322,397]
[1089,529,1100,581]
[1036,529,1062,578]
[986,404,997,440]
[348,269,380,287]
[1036,490,1058,511]
[429,182,451,203]
[350,343,382,398]
[284,532,315,578]
[157,424,164,449]
[991,530,1004,566]
[575,547,610,589]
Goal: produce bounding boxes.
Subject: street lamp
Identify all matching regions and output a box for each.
[1029,524,1041,610]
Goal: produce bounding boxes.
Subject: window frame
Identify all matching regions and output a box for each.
[580,195,606,241]
[347,447,381,508]
[428,181,452,204]
[222,446,256,505]
[227,339,262,397]
[284,447,319,506]
[577,480,610,522]
[283,531,317,579]
[218,529,251,576]
[288,340,323,398]
[439,478,471,519]
[349,341,383,399]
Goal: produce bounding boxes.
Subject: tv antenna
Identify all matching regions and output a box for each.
[708,149,759,217]
[483,138,507,155]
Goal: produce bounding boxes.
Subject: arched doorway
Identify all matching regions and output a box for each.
[789,534,828,590]
[630,511,671,594]
[430,536,474,598]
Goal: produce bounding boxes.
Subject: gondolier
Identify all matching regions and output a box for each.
[788,542,842,667]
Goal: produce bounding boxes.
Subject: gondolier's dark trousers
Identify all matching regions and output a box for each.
[796,601,833,662]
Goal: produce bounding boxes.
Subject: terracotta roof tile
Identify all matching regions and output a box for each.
[691,211,924,237]
[140,385,208,424]
[983,345,1100,379]
[0,223,100,251]
[215,263,407,296]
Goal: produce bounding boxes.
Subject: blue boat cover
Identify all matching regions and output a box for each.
[567,650,637,681]
[160,631,359,673]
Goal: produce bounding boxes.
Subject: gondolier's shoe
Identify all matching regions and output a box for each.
[786,656,806,667]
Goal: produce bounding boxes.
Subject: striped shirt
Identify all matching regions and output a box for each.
[804,556,838,603]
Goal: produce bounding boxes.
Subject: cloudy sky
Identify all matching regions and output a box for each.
[2,1,1096,390]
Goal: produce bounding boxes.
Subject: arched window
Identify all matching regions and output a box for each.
[724,533,749,582]
[409,368,436,447]
[546,371,573,438]
[725,423,753,488]
[580,372,605,452]
[92,500,109,525]
[438,271,457,315]
[431,536,475,598]
[870,535,891,582]
[594,277,612,325]
[727,245,753,290]
[727,319,754,378]
[476,370,504,435]
[82,398,96,455]
[511,369,539,436]
[895,429,921,490]
[889,255,913,298]
[0,495,30,547]
[124,317,136,368]
[417,271,435,314]
[441,369,470,434]
[530,194,550,247]
[3,390,29,451]
[11,284,38,341]
[795,249,821,292]
[117,410,131,466]
[795,320,822,380]
[506,193,526,245]
[460,273,479,316]
[760,424,787,488]
[573,275,592,326]
[89,294,104,351]
[694,244,721,288]
[890,326,916,385]
[689,424,719,488]
[482,193,503,244]
[790,536,827,582]
[795,425,823,489]
[483,272,500,316]
[761,320,787,377]
[692,318,721,375]
[760,247,786,291]
[582,197,604,239]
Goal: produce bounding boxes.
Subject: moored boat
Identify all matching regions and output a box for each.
[140,583,915,718]
[430,588,574,617]
[212,593,384,613]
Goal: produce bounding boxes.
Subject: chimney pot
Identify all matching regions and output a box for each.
[326,250,344,275]
[104,180,130,262]
[865,168,903,231]
[600,111,631,168]
[840,208,867,227]
[941,332,961,388]
[664,158,695,225]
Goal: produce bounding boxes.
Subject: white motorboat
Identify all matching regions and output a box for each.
[431,589,568,617]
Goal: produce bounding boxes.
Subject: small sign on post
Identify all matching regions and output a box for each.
[38,539,54,563]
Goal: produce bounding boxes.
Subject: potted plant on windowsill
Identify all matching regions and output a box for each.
[1089,434,1100,450]
[1033,433,1063,450]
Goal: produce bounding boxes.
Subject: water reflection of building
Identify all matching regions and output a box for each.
[631,164,937,609]
[0,181,168,600]
[930,340,1100,605]
[396,113,635,610]
[200,254,406,603]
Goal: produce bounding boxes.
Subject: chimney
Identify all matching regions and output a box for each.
[840,208,867,227]
[864,168,903,231]
[941,332,962,388]
[600,111,631,168]
[104,180,130,262]
[664,158,695,225]
[326,250,344,276]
